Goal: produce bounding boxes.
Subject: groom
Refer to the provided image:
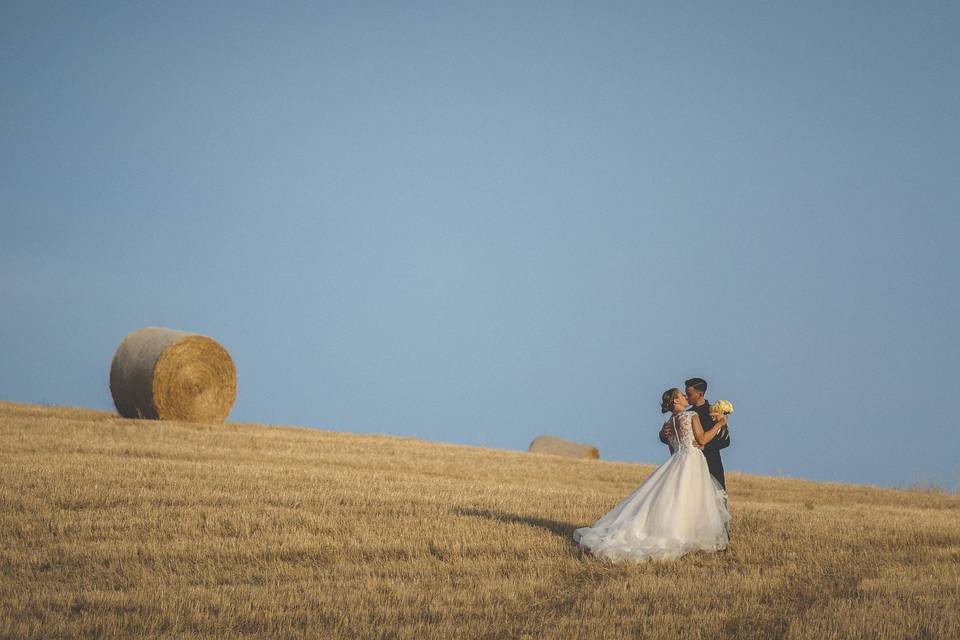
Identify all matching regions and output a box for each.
[659,377,730,489]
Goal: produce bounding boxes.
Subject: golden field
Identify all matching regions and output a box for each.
[1,400,958,639]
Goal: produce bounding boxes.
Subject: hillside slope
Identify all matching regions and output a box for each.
[1,401,958,639]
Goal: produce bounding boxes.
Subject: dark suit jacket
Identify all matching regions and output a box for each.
[690,400,730,457]
[658,400,731,455]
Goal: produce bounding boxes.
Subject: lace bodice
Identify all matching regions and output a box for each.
[666,412,696,449]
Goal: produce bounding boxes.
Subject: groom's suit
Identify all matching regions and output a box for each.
[660,400,730,489]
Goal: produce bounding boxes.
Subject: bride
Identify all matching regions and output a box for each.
[573,388,731,562]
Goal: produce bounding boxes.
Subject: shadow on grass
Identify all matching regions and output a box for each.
[451,506,582,540]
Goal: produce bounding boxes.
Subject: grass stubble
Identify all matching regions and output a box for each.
[1,400,958,639]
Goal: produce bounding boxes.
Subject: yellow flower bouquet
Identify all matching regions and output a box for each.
[709,399,734,419]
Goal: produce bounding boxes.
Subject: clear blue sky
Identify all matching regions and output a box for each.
[3,1,958,490]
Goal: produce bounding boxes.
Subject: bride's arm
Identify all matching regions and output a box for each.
[691,414,725,447]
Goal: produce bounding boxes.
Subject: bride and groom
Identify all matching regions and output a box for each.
[573,377,732,563]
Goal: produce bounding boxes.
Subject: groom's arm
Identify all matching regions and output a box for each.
[659,424,671,445]
[659,423,676,454]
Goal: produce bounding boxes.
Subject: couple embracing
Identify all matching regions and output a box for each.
[573,377,732,563]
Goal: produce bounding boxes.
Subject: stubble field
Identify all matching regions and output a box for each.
[1,400,958,639]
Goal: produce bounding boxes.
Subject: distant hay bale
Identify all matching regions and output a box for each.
[109,327,237,423]
[528,435,599,460]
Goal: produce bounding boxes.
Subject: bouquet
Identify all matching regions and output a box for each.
[709,399,734,420]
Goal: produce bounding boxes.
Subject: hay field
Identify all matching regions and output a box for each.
[1,401,958,639]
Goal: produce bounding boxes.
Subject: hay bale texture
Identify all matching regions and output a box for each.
[109,327,237,422]
[528,435,599,459]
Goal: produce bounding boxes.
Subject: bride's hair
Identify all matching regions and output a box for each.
[660,388,681,413]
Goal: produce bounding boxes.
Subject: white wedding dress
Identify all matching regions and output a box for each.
[574,411,730,562]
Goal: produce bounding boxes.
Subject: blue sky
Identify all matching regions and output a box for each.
[2,1,958,490]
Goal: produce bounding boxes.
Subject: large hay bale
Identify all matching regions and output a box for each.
[109,327,237,422]
[528,435,599,459]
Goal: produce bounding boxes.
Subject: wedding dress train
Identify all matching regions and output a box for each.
[574,411,730,562]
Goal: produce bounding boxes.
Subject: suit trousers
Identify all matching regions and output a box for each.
[704,451,726,490]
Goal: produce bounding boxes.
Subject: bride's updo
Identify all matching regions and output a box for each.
[660,388,681,414]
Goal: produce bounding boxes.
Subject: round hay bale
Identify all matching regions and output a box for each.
[528,435,599,460]
[109,327,237,422]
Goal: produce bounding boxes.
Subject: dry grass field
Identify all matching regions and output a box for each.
[1,400,958,639]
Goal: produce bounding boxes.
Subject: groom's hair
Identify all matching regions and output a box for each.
[685,377,707,393]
